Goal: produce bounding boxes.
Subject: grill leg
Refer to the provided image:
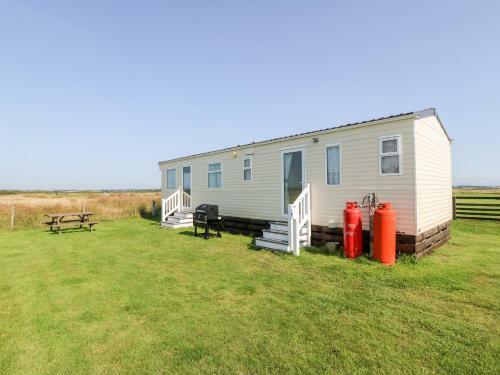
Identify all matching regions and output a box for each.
[204,224,209,239]
[194,224,197,237]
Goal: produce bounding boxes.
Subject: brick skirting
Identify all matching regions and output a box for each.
[216,215,451,258]
[219,216,270,237]
[311,221,451,257]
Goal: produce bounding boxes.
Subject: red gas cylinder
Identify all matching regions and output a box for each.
[373,203,396,265]
[343,202,363,258]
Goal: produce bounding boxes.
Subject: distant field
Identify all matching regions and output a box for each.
[0,192,161,231]
[2,188,499,231]
[453,188,500,196]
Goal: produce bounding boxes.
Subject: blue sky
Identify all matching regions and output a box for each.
[1,0,499,189]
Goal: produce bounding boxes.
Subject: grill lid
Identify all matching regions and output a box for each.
[195,204,219,219]
[196,204,216,212]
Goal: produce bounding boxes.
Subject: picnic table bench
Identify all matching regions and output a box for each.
[45,212,98,235]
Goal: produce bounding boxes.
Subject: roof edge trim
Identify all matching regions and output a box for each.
[159,108,447,165]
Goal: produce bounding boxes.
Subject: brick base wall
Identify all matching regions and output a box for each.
[215,216,451,258]
[311,221,452,257]
[219,216,270,237]
[414,221,452,258]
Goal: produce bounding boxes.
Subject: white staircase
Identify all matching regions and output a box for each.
[161,211,193,229]
[255,222,309,253]
[161,188,193,229]
[255,184,311,256]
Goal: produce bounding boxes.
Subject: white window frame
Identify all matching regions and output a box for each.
[243,157,252,182]
[280,146,306,218]
[181,164,192,195]
[324,143,342,186]
[379,135,402,176]
[208,162,223,188]
[166,168,176,189]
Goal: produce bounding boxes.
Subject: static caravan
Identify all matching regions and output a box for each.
[158,108,452,257]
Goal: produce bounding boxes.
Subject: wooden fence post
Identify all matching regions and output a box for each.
[10,206,15,230]
[452,196,456,220]
[152,200,157,217]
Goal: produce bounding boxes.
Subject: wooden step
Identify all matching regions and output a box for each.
[269,221,288,232]
[255,237,292,253]
[174,211,193,219]
[267,223,308,235]
[161,221,193,229]
[262,229,307,242]
[167,216,193,225]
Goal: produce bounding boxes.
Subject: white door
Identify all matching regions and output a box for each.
[282,149,304,215]
[182,166,192,208]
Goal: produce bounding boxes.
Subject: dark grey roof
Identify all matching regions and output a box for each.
[159,108,449,164]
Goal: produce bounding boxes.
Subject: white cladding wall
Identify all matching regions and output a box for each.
[161,117,417,234]
[415,116,452,233]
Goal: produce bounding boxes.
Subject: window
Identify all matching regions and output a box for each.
[243,157,252,182]
[166,168,176,189]
[380,136,401,175]
[208,162,222,188]
[325,145,341,185]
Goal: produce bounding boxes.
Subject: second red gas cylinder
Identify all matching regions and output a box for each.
[373,202,396,265]
[343,202,363,258]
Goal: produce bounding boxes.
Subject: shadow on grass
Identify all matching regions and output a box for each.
[48,227,95,235]
[246,239,293,256]
[302,245,345,257]
[179,230,223,240]
[303,246,384,265]
[246,238,339,255]
[247,241,264,252]
[140,212,161,225]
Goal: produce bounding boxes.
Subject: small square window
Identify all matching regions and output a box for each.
[381,155,400,174]
[380,136,401,175]
[382,139,398,153]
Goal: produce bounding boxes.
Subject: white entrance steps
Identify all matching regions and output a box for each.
[255,221,308,253]
[161,189,192,223]
[161,211,193,229]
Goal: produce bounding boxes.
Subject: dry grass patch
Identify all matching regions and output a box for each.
[0,192,160,231]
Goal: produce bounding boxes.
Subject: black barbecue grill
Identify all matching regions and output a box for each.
[194,204,222,239]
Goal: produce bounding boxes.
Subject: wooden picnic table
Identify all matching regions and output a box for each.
[44,212,98,234]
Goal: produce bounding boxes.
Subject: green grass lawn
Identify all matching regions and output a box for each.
[0,218,499,374]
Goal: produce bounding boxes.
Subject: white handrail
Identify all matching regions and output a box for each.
[161,189,193,222]
[182,191,192,209]
[161,188,181,222]
[288,183,311,256]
